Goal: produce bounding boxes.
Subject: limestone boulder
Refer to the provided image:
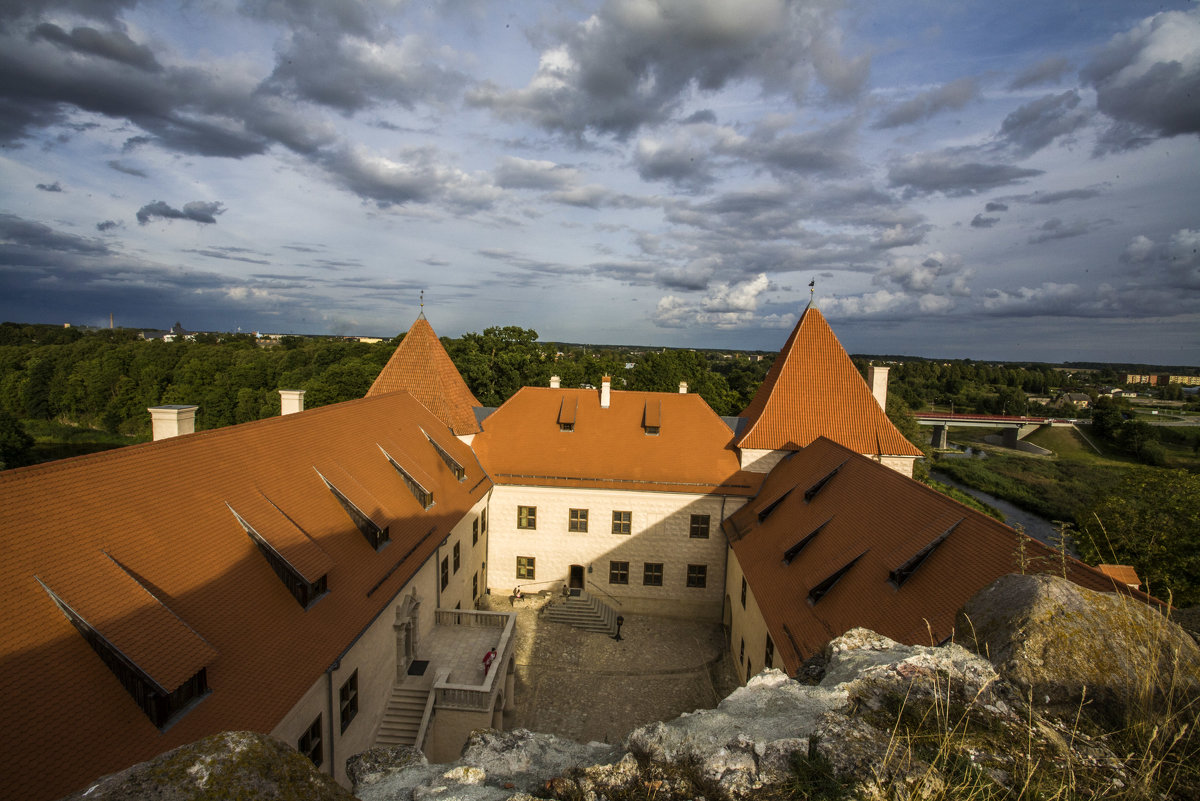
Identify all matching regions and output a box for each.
[59,731,355,801]
[956,573,1200,721]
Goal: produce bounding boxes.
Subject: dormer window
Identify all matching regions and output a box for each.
[229,505,329,608]
[317,471,392,548]
[889,520,961,588]
[643,400,661,435]
[423,429,466,480]
[783,518,831,565]
[804,461,846,503]
[808,551,866,604]
[558,396,577,432]
[378,448,434,511]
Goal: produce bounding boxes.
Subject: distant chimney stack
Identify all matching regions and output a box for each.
[600,376,611,409]
[679,381,688,394]
[279,389,306,415]
[148,405,198,441]
[868,366,889,410]
[549,375,561,389]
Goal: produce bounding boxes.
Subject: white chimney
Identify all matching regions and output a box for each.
[868,366,889,410]
[280,389,306,415]
[549,375,561,389]
[679,381,688,394]
[148,405,198,441]
[600,376,611,409]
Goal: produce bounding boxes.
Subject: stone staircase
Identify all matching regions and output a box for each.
[541,591,618,635]
[375,684,430,747]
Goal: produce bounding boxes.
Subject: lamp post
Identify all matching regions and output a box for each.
[613,615,624,642]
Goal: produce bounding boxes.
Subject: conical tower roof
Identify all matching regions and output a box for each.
[366,315,482,436]
[736,307,921,457]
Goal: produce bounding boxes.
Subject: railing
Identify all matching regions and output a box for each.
[585,580,623,606]
[415,669,447,751]
[431,609,516,712]
[434,609,509,628]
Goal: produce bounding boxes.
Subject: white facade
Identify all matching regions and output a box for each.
[487,484,746,619]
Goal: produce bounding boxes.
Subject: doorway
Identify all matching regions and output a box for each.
[569,564,584,596]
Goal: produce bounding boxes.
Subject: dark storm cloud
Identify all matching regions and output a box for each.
[238,0,382,39]
[31,23,162,72]
[888,153,1043,196]
[0,213,112,256]
[634,136,716,190]
[106,160,146,177]
[996,91,1091,157]
[96,220,118,231]
[0,0,136,24]
[872,77,977,129]
[466,0,865,139]
[1008,57,1070,90]
[1027,217,1091,244]
[35,181,62,192]
[985,201,1008,212]
[136,200,225,225]
[261,29,466,113]
[1082,9,1200,152]
[315,145,502,210]
[1023,189,1102,205]
[184,247,270,265]
[970,214,998,228]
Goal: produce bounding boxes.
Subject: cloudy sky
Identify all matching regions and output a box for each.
[1,0,1198,364]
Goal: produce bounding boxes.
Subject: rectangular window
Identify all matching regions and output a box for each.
[481,508,488,534]
[559,422,574,432]
[740,638,745,664]
[686,564,707,588]
[643,562,663,586]
[516,556,536,580]
[611,510,631,535]
[518,506,537,530]
[690,514,710,539]
[644,425,660,435]
[473,517,479,545]
[440,557,449,591]
[298,715,322,768]
[569,508,589,533]
[453,542,461,573]
[765,636,774,669]
[472,572,478,599]
[740,576,747,609]
[339,671,358,733]
[609,560,629,585]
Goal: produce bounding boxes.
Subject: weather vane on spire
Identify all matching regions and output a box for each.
[805,277,816,310]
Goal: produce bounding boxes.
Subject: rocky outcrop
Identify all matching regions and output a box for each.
[59,731,356,801]
[956,573,1200,722]
[352,627,1136,800]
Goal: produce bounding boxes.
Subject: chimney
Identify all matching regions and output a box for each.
[868,366,889,410]
[679,381,688,394]
[280,389,306,415]
[600,376,611,409]
[148,405,198,441]
[549,375,561,389]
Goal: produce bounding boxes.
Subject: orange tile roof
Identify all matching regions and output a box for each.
[1098,564,1142,588]
[366,315,482,436]
[473,387,763,496]
[0,392,489,801]
[736,307,922,457]
[727,437,1153,676]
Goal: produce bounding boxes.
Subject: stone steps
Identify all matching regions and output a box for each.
[542,592,618,635]
[375,685,430,747]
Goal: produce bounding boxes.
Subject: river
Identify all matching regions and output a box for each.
[930,470,1075,555]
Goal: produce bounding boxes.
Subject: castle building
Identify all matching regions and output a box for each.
[0,308,1144,801]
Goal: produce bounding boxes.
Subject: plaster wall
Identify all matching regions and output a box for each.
[723,548,777,683]
[487,485,745,620]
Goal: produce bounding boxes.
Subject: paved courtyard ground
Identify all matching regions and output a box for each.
[481,595,740,745]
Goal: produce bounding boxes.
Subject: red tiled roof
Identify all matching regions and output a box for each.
[736,308,922,457]
[473,387,763,496]
[0,392,489,801]
[1098,564,1142,588]
[727,437,1152,675]
[366,315,482,436]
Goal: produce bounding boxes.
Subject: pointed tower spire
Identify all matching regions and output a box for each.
[366,315,482,436]
[736,307,921,465]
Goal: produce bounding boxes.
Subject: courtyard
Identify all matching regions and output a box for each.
[481,595,740,745]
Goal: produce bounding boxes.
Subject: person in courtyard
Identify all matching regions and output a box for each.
[483,647,496,676]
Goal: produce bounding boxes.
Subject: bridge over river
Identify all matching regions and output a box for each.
[913,412,1079,450]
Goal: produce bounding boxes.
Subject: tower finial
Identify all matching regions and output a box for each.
[805,277,815,310]
[419,289,425,319]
